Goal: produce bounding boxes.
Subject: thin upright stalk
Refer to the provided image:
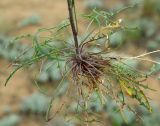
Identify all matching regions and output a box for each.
[67,0,79,55]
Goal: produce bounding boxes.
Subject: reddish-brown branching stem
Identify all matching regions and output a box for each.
[67,0,79,55]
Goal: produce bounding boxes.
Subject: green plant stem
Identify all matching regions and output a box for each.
[67,0,79,55]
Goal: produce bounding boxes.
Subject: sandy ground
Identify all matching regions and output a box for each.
[0,0,85,35]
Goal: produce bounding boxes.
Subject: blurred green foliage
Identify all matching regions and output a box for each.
[84,0,104,10]
[0,35,33,61]
[147,61,160,76]
[0,114,21,126]
[18,14,41,28]
[37,60,66,83]
[109,31,124,48]
[20,92,49,114]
